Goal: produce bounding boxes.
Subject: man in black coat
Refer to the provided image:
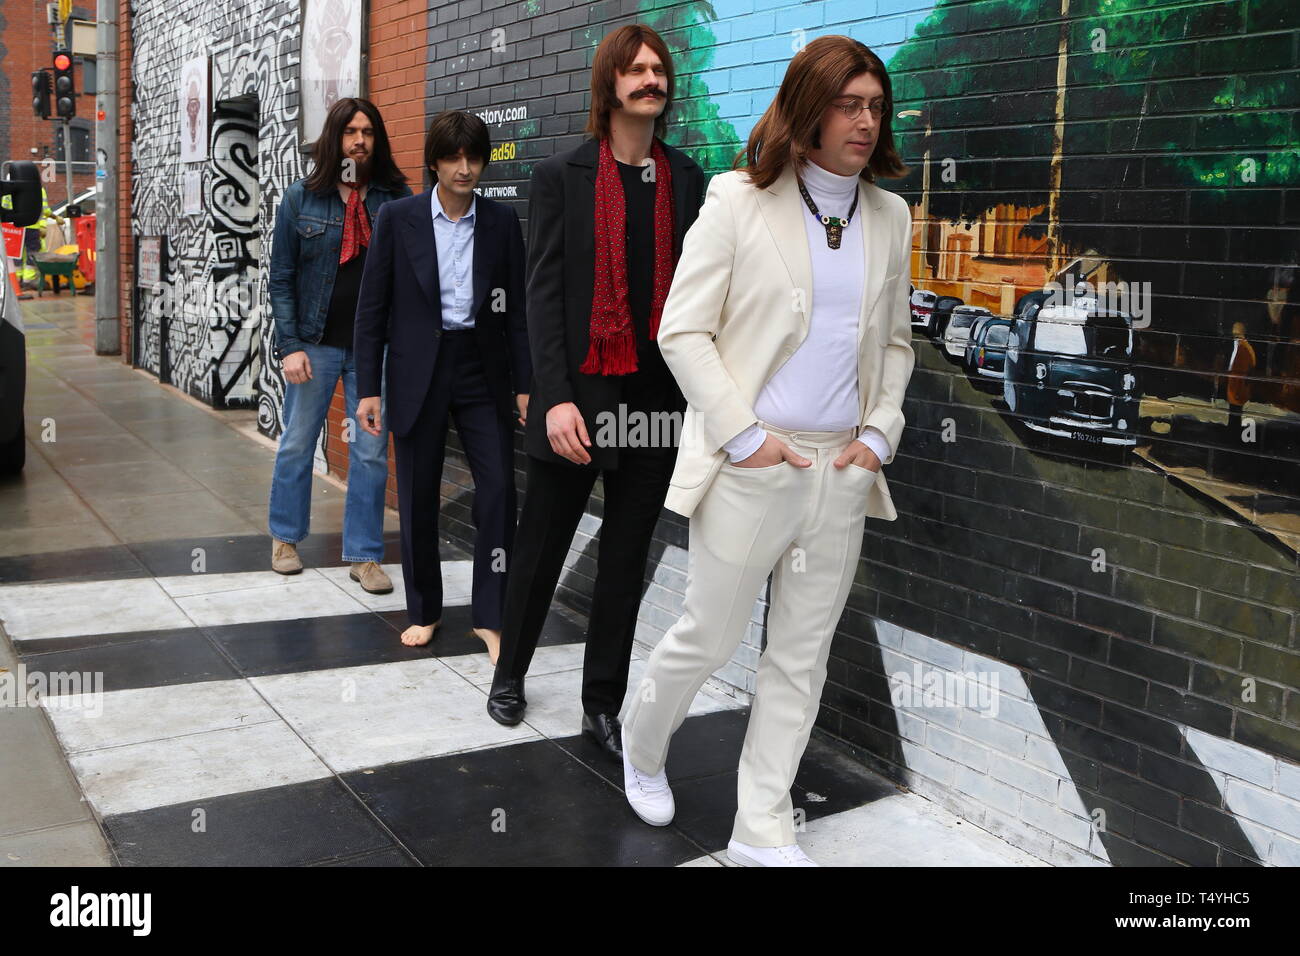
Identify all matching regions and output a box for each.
[354,111,530,660]
[486,25,706,760]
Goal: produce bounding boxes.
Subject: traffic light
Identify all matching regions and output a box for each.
[52,50,75,119]
[31,70,51,119]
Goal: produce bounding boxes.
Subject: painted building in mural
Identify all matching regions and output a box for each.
[125,0,1299,866]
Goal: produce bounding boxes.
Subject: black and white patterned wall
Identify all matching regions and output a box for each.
[131,0,304,439]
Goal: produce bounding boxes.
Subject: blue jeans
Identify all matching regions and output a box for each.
[268,342,388,563]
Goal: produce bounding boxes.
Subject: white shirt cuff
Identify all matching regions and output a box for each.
[857,425,891,466]
[723,423,767,462]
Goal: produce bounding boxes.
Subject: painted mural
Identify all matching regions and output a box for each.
[442,0,1299,865]
[204,99,260,405]
[886,0,1300,554]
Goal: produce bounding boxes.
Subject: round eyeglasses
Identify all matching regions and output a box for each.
[831,98,886,120]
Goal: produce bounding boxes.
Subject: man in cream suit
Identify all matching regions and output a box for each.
[619,36,916,866]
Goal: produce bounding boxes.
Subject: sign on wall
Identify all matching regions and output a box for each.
[138,236,163,290]
[182,168,203,215]
[179,56,209,163]
[299,0,367,149]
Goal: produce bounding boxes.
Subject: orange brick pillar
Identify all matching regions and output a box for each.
[118,0,134,361]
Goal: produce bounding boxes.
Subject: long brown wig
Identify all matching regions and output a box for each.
[738,36,908,189]
[585,24,676,142]
[303,97,408,194]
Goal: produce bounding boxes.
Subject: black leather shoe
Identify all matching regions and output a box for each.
[582,712,623,758]
[487,677,526,726]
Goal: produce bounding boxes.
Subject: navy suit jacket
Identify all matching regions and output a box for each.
[354,188,531,438]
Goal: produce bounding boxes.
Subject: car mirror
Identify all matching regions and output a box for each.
[0,161,42,228]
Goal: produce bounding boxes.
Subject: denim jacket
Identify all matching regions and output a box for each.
[267,177,413,360]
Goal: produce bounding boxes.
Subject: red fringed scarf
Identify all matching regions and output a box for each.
[581,137,676,376]
[339,187,371,265]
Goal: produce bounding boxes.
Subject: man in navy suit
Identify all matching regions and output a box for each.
[353,111,530,661]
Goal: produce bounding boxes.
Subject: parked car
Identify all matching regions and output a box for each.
[963,317,1013,381]
[910,288,937,332]
[1,161,42,474]
[1013,288,1052,322]
[931,295,964,339]
[942,305,991,360]
[1002,304,1138,446]
[49,185,96,220]
[966,312,1000,349]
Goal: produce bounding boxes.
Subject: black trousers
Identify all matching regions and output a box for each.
[494,448,677,716]
[393,331,516,629]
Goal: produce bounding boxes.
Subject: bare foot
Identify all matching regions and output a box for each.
[401,621,440,647]
[473,627,501,665]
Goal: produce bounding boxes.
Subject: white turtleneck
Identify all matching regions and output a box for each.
[721,158,892,465]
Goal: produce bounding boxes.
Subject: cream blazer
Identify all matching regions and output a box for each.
[657,163,915,520]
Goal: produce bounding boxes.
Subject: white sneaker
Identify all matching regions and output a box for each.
[727,839,820,867]
[621,737,674,826]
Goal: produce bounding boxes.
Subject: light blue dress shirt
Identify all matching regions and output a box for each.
[430,186,477,330]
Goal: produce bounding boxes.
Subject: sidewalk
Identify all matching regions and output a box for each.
[1138,395,1300,556]
[0,295,1043,866]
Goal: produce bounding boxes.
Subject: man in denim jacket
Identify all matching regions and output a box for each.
[266,97,412,589]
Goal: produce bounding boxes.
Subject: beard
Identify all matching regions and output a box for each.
[345,150,372,182]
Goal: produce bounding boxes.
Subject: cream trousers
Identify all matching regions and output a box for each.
[621,421,874,846]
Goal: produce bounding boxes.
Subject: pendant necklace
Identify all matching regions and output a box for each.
[797,177,858,250]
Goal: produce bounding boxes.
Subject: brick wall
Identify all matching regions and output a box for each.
[417,0,1299,867]
[117,0,131,358]
[1,1,46,175]
[0,2,97,211]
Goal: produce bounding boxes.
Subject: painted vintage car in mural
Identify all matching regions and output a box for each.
[931,294,964,339]
[1003,303,1139,446]
[963,316,1012,382]
[909,287,937,333]
[941,305,992,360]
[910,287,964,340]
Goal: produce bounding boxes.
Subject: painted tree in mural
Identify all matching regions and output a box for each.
[888,0,1058,223]
[633,0,746,171]
[1083,0,1298,187]
[888,0,1298,410]
[1076,0,1300,416]
[516,0,744,179]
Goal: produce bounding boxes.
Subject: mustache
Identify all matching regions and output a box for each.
[630,88,664,99]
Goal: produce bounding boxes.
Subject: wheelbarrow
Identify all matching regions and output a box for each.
[32,249,81,296]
